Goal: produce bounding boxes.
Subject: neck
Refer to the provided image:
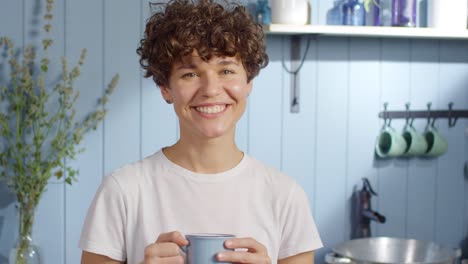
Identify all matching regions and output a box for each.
[163,134,243,174]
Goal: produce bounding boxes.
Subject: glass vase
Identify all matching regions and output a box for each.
[9,202,40,264]
[9,235,40,264]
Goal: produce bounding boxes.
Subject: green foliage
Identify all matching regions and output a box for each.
[0,1,119,258]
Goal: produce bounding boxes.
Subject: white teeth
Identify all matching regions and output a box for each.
[195,105,226,114]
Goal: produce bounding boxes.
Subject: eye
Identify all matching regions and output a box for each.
[181,72,198,79]
[221,69,234,75]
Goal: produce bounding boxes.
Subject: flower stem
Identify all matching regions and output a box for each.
[16,201,35,264]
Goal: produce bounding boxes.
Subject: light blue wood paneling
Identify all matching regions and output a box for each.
[314,37,349,260]
[64,0,105,263]
[465,117,468,244]
[281,36,318,212]
[140,1,178,158]
[346,38,381,239]
[0,1,24,262]
[377,39,411,238]
[103,0,142,173]
[1,1,468,263]
[406,40,439,242]
[248,35,283,169]
[435,41,467,248]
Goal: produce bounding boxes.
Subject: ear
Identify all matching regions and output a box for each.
[159,85,172,101]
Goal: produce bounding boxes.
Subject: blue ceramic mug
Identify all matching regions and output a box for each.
[183,233,235,264]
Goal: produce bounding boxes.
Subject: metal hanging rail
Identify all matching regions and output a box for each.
[378,103,468,127]
[379,110,468,119]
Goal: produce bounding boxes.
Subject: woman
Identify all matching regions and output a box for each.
[79,0,322,263]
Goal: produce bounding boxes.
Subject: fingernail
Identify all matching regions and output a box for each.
[225,240,233,246]
[217,253,225,259]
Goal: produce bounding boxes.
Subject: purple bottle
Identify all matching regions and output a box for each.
[391,0,416,27]
[366,0,381,26]
[373,0,381,26]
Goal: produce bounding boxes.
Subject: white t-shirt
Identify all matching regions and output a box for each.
[79,150,322,264]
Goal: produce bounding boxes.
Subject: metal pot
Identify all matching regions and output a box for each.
[325,237,460,264]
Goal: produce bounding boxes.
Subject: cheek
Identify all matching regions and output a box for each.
[173,87,195,102]
[228,83,250,99]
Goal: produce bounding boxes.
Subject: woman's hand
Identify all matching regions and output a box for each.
[216,237,271,264]
[142,231,189,264]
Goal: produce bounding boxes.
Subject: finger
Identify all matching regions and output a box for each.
[224,237,267,254]
[217,250,271,264]
[143,255,185,264]
[144,242,183,258]
[155,231,189,246]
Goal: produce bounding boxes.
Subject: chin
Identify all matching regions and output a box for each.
[199,126,232,139]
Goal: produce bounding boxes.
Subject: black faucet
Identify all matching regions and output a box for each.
[351,178,386,239]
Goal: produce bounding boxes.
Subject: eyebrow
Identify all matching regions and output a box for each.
[175,59,239,70]
[217,60,239,66]
[175,63,196,70]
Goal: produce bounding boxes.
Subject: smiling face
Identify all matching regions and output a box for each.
[160,52,252,141]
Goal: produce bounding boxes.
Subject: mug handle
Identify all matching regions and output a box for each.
[179,245,188,264]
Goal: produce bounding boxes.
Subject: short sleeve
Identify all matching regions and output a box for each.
[79,174,127,261]
[278,183,322,260]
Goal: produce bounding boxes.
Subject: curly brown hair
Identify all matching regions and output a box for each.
[137,0,269,86]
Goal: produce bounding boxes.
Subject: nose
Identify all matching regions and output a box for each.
[199,72,221,97]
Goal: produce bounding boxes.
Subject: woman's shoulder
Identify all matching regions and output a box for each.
[244,154,299,190]
[104,150,166,186]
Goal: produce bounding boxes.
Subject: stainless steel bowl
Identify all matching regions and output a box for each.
[326,237,459,264]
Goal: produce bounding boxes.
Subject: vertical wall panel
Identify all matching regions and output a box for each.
[314,37,348,260]
[64,0,105,262]
[248,35,283,169]
[0,1,24,262]
[140,2,178,158]
[435,41,467,248]
[103,0,142,174]
[406,40,439,242]
[346,38,381,239]
[465,120,468,249]
[235,104,249,153]
[377,39,410,238]
[281,37,318,211]
[24,0,65,262]
[310,0,319,25]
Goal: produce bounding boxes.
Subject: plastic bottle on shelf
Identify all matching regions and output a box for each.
[391,0,416,27]
[365,0,381,26]
[342,0,366,26]
[380,0,392,26]
[327,0,345,25]
[256,0,271,25]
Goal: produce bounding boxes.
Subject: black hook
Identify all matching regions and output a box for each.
[383,102,391,127]
[448,102,458,127]
[405,102,413,126]
[426,102,435,127]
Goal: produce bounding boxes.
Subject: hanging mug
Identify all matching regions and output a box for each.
[402,123,428,156]
[423,122,448,157]
[375,123,407,158]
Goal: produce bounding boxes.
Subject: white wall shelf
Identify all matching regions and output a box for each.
[266,24,468,113]
[264,24,468,40]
